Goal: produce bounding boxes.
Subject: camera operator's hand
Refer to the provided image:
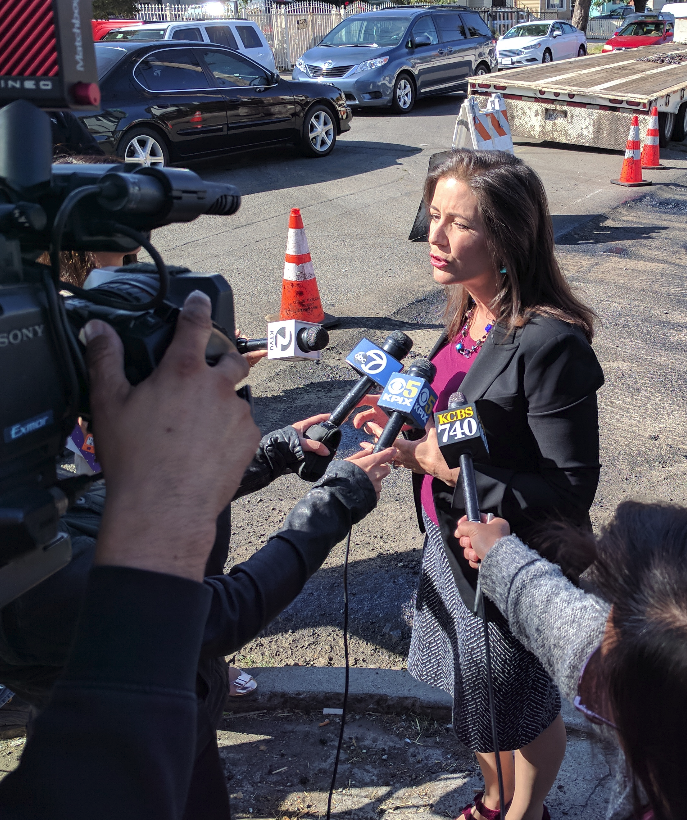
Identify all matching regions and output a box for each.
[86,291,260,582]
[345,447,397,499]
[455,515,511,568]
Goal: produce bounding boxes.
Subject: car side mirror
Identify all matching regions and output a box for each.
[552,30,561,37]
[412,33,432,47]
[270,71,280,84]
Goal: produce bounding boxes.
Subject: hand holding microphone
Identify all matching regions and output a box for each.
[297,331,414,482]
[456,515,511,568]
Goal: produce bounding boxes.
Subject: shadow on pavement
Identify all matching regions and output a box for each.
[555,216,668,245]
[255,549,423,657]
[191,139,423,195]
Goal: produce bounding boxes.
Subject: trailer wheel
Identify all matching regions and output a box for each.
[658,111,676,148]
[674,102,687,142]
[542,49,553,63]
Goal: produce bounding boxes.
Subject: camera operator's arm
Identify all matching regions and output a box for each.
[201,448,395,658]
[233,414,331,499]
[0,292,260,820]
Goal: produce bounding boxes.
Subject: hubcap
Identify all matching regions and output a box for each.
[309,110,334,153]
[664,111,676,141]
[396,78,413,109]
[476,66,488,76]
[124,134,165,167]
[578,47,585,56]
[543,52,552,63]
[683,107,687,137]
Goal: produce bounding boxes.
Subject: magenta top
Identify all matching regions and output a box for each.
[420,335,480,526]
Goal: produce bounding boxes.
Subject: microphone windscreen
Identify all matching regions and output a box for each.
[300,325,329,352]
[448,391,466,408]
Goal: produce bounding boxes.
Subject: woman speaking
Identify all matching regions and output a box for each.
[355,150,604,820]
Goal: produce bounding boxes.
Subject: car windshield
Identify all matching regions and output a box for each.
[94,45,129,79]
[503,23,551,38]
[103,27,168,41]
[619,20,663,34]
[320,17,408,47]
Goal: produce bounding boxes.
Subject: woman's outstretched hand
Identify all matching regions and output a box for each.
[345,447,397,499]
[455,515,511,568]
[356,423,459,487]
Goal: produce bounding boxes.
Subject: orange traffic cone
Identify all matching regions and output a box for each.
[641,106,667,169]
[267,208,338,328]
[612,116,652,187]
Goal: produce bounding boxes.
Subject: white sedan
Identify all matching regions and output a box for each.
[496,21,587,69]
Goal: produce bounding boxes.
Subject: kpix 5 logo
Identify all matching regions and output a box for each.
[379,375,437,427]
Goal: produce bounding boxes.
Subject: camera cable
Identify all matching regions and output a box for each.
[326,527,352,820]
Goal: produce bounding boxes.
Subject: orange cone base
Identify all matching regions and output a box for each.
[611,178,652,187]
[642,163,669,170]
[265,310,340,328]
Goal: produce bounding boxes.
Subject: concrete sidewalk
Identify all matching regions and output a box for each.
[233,666,589,734]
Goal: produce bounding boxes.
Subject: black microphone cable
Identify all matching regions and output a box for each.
[326,527,352,820]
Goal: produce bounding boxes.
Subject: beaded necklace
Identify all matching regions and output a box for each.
[455,308,493,358]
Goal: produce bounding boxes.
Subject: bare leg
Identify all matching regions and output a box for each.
[471,751,515,818]
[506,714,566,820]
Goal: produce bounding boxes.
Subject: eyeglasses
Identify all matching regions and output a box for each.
[573,646,618,731]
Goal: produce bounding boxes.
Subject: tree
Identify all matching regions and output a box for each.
[92,0,139,20]
[572,0,593,31]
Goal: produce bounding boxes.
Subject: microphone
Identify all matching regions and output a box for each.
[434,391,489,525]
[297,331,414,481]
[372,359,438,453]
[236,321,329,360]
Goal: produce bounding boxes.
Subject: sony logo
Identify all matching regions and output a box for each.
[0,79,54,90]
[0,325,45,347]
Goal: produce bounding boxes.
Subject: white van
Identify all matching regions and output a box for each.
[656,2,687,17]
[102,20,277,73]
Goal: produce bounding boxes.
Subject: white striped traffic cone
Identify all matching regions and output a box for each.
[611,116,652,187]
[641,106,666,169]
[267,208,338,328]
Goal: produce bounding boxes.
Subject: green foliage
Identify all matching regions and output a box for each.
[92,0,138,20]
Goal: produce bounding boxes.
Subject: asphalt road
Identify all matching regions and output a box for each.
[136,97,687,676]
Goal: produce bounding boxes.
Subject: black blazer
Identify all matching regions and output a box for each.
[413,314,604,610]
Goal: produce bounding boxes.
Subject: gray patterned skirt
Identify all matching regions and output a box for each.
[408,513,561,752]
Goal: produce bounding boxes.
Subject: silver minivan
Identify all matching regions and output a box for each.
[102,20,277,73]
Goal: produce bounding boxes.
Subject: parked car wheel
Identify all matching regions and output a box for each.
[542,49,553,63]
[301,104,336,157]
[658,111,676,147]
[118,127,169,167]
[673,101,687,142]
[474,61,491,76]
[577,44,587,56]
[391,73,415,114]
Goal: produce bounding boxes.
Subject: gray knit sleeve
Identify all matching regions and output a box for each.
[480,535,610,702]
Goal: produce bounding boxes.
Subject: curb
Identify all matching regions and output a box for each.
[226,666,589,734]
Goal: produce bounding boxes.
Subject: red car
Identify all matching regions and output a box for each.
[602,17,674,51]
[91,20,141,41]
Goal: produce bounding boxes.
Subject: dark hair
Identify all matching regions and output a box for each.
[423,150,596,342]
[587,501,687,820]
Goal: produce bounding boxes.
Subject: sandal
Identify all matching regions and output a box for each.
[227,668,257,698]
[459,792,511,820]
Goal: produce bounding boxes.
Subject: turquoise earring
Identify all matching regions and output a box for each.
[499,266,507,274]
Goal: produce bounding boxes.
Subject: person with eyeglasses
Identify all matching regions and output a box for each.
[456,502,687,820]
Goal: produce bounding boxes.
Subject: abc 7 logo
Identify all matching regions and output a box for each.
[386,377,407,395]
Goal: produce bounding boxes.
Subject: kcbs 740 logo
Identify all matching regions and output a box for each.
[434,402,489,463]
[378,374,438,429]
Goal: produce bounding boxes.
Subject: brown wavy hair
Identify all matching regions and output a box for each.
[423,150,596,342]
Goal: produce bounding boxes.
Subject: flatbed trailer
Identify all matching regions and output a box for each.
[467,44,687,150]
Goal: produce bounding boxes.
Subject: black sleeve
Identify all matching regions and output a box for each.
[232,426,305,500]
[471,332,603,528]
[0,566,211,820]
[201,460,376,658]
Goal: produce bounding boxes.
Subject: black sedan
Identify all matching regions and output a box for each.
[81,41,353,165]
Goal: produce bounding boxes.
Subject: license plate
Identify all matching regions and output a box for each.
[500,57,512,65]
